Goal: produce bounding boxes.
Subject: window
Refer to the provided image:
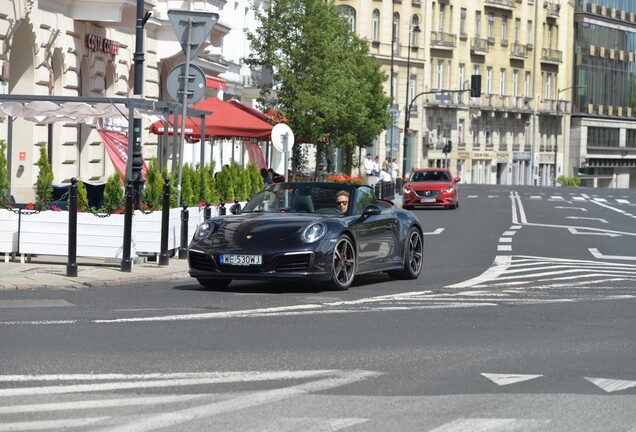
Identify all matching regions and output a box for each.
[339,6,356,31]
[372,9,379,42]
[587,127,619,148]
[486,67,493,94]
[527,20,533,45]
[460,8,467,36]
[501,16,508,43]
[487,13,495,41]
[524,72,531,97]
[472,121,479,145]
[393,12,400,44]
[545,72,552,99]
[499,69,506,96]
[458,63,465,90]
[512,70,519,97]
[436,60,444,90]
[412,15,420,46]
[459,119,465,145]
[514,18,520,43]
[485,123,492,146]
[499,126,505,147]
[475,11,481,37]
[409,74,416,103]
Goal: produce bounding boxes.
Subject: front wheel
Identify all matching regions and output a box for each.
[330,235,356,290]
[196,277,231,290]
[388,227,423,280]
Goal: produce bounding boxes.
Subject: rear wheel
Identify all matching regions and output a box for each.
[388,227,423,279]
[196,277,231,290]
[330,235,356,290]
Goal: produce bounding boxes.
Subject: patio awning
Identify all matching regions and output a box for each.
[206,75,227,90]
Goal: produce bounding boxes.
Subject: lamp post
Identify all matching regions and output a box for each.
[554,85,586,186]
[389,6,396,161]
[402,24,421,178]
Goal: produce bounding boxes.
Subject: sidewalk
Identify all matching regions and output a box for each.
[0,254,190,290]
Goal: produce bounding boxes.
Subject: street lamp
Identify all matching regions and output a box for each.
[388,7,396,161]
[554,85,586,186]
[402,23,421,178]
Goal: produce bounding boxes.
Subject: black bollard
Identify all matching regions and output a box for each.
[66,178,78,277]
[120,179,134,272]
[158,177,171,266]
[219,201,226,216]
[204,202,211,220]
[178,204,189,259]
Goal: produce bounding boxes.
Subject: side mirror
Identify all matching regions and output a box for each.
[454,177,462,183]
[362,204,382,218]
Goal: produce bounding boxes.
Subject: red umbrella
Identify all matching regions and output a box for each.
[150,97,273,140]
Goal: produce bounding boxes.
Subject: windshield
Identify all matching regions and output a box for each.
[410,171,451,182]
[241,183,355,215]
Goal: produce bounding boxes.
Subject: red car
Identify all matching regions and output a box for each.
[402,168,461,210]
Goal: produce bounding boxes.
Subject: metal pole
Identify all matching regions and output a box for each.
[402,27,413,179]
[120,179,134,272]
[389,3,395,160]
[179,205,189,259]
[66,178,78,277]
[530,0,539,186]
[132,0,150,207]
[158,177,171,266]
[176,18,194,207]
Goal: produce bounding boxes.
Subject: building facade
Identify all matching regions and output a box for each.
[0,0,265,204]
[571,0,636,188]
[336,0,574,185]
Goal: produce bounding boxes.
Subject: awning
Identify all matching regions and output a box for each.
[98,130,148,179]
[206,75,227,90]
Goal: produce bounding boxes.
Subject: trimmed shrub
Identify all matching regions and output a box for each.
[35,147,54,210]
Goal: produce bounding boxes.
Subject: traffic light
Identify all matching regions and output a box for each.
[470,74,482,97]
[443,140,452,154]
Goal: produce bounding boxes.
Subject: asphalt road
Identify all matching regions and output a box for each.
[1,184,635,431]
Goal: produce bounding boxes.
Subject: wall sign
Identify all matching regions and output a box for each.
[85,34,120,55]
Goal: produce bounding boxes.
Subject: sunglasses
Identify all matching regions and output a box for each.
[336,201,348,206]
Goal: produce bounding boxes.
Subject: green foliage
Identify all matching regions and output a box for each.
[246,0,390,174]
[35,147,54,210]
[215,165,234,202]
[75,179,90,212]
[102,172,124,212]
[556,176,581,187]
[0,141,10,205]
[170,170,178,208]
[143,159,163,210]
[230,162,248,201]
[181,164,196,206]
[205,162,220,205]
[246,163,264,197]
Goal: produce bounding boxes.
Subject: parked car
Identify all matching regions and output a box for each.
[188,182,423,290]
[402,168,461,210]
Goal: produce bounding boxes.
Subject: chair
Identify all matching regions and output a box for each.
[291,194,314,212]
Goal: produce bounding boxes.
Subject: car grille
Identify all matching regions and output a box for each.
[274,253,312,272]
[415,190,441,197]
[189,250,217,271]
[219,264,264,273]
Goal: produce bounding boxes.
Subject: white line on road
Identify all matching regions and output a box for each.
[424,228,445,235]
[429,418,551,432]
[555,206,588,211]
[588,248,636,261]
[585,377,636,393]
[565,216,608,223]
[568,227,622,237]
[0,417,109,432]
[447,255,512,288]
[481,373,543,386]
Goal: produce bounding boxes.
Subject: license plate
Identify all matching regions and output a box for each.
[420,198,436,203]
[220,254,262,265]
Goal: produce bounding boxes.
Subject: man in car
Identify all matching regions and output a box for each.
[336,190,349,214]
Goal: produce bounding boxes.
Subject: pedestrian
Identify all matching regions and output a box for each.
[373,156,381,176]
[364,153,375,177]
[391,158,400,180]
[261,168,273,185]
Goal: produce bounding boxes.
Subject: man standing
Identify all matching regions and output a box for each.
[364,153,375,177]
[391,158,400,180]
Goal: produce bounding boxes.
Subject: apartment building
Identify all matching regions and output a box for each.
[572,0,636,188]
[336,0,573,185]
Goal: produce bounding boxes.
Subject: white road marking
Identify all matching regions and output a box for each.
[568,227,622,237]
[502,231,517,236]
[588,248,636,261]
[549,196,565,200]
[99,370,380,432]
[585,377,636,393]
[616,199,630,204]
[424,228,445,235]
[497,245,512,252]
[488,195,499,198]
[555,206,587,211]
[572,196,586,201]
[498,237,512,243]
[589,199,636,219]
[565,216,608,223]
[0,300,75,308]
[467,195,478,198]
[429,418,550,431]
[243,418,368,432]
[481,373,543,386]
[529,196,541,199]
[447,256,512,289]
[0,417,109,432]
[593,198,608,203]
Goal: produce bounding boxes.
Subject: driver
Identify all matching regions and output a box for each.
[336,190,349,214]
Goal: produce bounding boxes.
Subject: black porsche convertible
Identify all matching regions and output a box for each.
[188,182,423,290]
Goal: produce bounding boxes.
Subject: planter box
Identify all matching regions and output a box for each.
[19,210,134,260]
[0,209,19,261]
[135,208,181,256]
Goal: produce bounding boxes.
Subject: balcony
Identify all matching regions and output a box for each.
[470,37,489,55]
[545,1,561,18]
[430,31,457,50]
[510,42,528,59]
[484,0,516,11]
[541,47,562,64]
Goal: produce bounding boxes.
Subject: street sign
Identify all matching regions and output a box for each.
[167,63,206,104]
[168,10,219,60]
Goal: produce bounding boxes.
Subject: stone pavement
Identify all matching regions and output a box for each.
[0,254,190,290]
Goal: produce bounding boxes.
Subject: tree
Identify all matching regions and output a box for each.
[102,172,124,213]
[246,0,391,174]
[0,141,10,205]
[143,159,163,210]
[35,147,54,210]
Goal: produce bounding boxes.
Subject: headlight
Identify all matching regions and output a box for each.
[403,186,412,194]
[444,187,454,193]
[301,222,327,243]
[195,220,219,240]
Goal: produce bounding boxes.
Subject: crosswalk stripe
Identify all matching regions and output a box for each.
[0,417,109,432]
[429,418,550,431]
